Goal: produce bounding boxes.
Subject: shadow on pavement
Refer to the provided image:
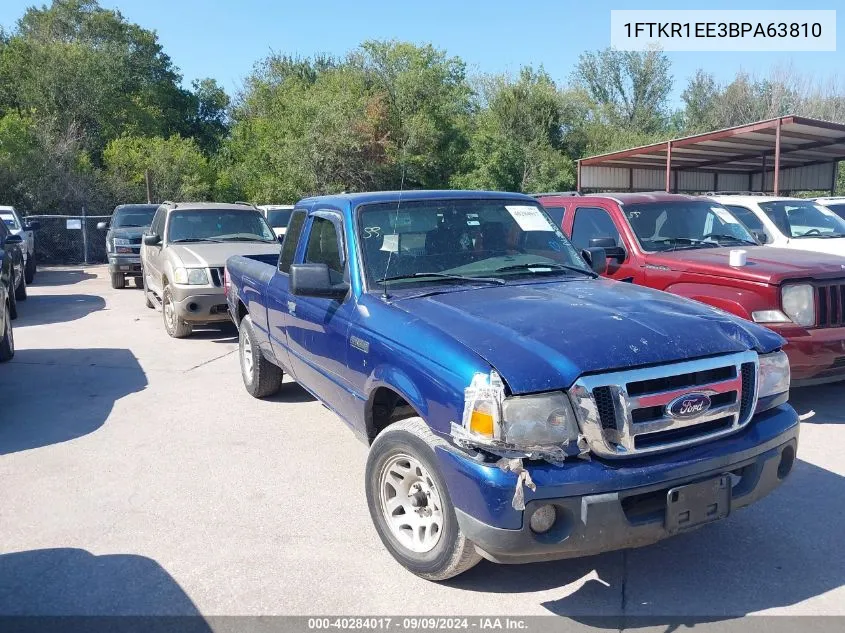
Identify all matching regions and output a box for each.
[0,547,209,626]
[449,459,845,621]
[0,348,146,455]
[267,380,317,404]
[13,294,105,328]
[29,269,97,286]
[789,384,845,424]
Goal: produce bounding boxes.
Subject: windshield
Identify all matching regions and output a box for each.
[1,213,19,230]
[357,199,592,288]
[167,209,276,243]
[267,208,293,228]
[759,200,845,238]
[113,206,157,228]
[623,201,757,252]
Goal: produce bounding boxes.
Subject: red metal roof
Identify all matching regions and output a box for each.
[579,115,845,173]
[537,192,697,205]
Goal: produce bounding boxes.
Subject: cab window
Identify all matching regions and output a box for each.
[570,207,622,250]
[278,210,307,274]
[304,216,345,283]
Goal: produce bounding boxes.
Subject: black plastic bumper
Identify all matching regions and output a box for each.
[457,435,798,564]
[108,257,142,275]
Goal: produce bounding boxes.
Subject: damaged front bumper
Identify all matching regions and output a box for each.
[435,404,799,564]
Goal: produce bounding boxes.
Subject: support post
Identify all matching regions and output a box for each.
[832,161,839,196]
[761,154,767,192]
[81,204,89,265]
[665,141,672,193]
[628,168,633,192]
[145,169,153,204]
[773,119,782,196]
[576,161,581,193]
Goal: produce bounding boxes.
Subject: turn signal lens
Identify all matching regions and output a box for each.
[469,407,495,438]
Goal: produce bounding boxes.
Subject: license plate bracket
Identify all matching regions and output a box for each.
[665,474,731,534]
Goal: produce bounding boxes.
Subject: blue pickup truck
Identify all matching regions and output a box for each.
[225,190,798,580]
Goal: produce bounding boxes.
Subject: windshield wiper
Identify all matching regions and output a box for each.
[651,237,718,251]
[494,262,598,278]
[219,236,277,242]
[169,238,223,243]
[377,272,505,285]
[704,234,758,245]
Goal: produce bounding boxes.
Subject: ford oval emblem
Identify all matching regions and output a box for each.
[667,393,711,419]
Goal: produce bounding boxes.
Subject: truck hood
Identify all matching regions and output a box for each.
[648,246,845,284]
[170,242,281,268]
[109,226,147,241]
[392,279,783,394]
[781,237,845,257]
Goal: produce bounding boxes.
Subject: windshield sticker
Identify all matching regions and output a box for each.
[505,205,554,231]
[712,207,740,224]
[548,239,565,252]
[467,219,480,226]
[380,234,399,252]
[363,226,381,239]
[393,213,412,227]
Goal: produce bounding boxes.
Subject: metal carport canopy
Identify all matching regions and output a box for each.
[577,115,845,195]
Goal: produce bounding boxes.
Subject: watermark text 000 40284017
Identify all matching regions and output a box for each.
[610,10,836,52]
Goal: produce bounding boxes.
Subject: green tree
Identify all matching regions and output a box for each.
[454,68,574,192]
[103,135,214,202]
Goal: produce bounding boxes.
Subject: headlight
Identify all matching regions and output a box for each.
[752,309,790,323]
[457,372,581,458]
[113,238,130,246]
[173,267,209,285]
[758,351,790,400]
[781,284,815,327]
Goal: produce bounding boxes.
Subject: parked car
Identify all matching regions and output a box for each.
[98,203,159,289]
[708,195,845,256]
[140,202,280,338]
[257,204,295,238]
[0,218,24,361]
[226,190,797,580]
[538,192,845,386]
[0,205,40,284]
[813,196,845,221]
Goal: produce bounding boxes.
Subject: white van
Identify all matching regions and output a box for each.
[709,195,845,256]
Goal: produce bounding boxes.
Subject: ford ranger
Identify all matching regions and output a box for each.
[226,190,798,580]
[539,192,845,387]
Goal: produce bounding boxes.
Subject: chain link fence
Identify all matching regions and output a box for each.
[27,215,111,265]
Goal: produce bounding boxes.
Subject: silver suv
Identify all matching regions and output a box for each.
[140,202,281,338]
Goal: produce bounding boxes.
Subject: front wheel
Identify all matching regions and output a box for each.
[162,285,192,338]
[14,269,27,301]
[0,301,14,362]
[239,315,282,397]
[110,272,126,289]
[24,254,35,284]
[365,418,481,581]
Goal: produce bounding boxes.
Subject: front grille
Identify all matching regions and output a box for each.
[817,283,845,328]
[209,267,224,287]
[569,352,759,459]
[128,237,142,245]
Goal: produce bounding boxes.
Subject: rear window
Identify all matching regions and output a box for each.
[267,208,294,228]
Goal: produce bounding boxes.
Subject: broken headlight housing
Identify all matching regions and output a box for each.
[452,372,585,462]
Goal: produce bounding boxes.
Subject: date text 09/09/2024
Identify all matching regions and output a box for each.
[623,22,823,39]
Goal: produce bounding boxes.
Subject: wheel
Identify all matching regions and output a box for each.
[142,270,154,309]
[14,269,27,301]
[0,301,14,362]
[239,315,283,398]
[24,254,35,284]
[162,285,192,338]
[8,273,18,319]
[110,272,126,289]
[365,418,482,581]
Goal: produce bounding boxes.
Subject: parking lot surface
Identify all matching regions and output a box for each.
[1,266,844,622]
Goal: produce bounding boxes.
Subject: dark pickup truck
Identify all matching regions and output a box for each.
[225,190,798,580]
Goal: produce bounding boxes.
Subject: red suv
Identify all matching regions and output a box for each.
[537,192,845,386]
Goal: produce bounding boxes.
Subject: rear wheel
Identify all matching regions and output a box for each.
[24,254,35,284]
[162,285,192,338]
[8,274,18,319]
[0,301,14,362]
[110,272,126,289]
[14,269,27,301]
[365,418,482,581]
[239,315,282,397]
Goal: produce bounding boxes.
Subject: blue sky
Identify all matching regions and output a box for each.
[2,0,842,105]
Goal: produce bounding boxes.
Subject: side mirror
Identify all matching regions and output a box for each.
[581,247,608,275]
[589,236,626,262]
[25,221,40,231]
[4,233,23,245]
[96,221,108,231]
[751,230,769,245]
[142,234,161,246]
[290,263,349,300]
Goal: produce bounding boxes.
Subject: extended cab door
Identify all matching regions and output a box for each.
[284,211,358,420]
[566,205,642,283]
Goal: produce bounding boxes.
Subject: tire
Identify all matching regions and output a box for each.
[14,269,27,301]
[365,418,482,581]
[8,274,18,320]
[142,270,155,309]
[110,272,126,289]
[24,254,35,284]
[239,315,283,398]
[0,301,14,362]
[162,285,192,338]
